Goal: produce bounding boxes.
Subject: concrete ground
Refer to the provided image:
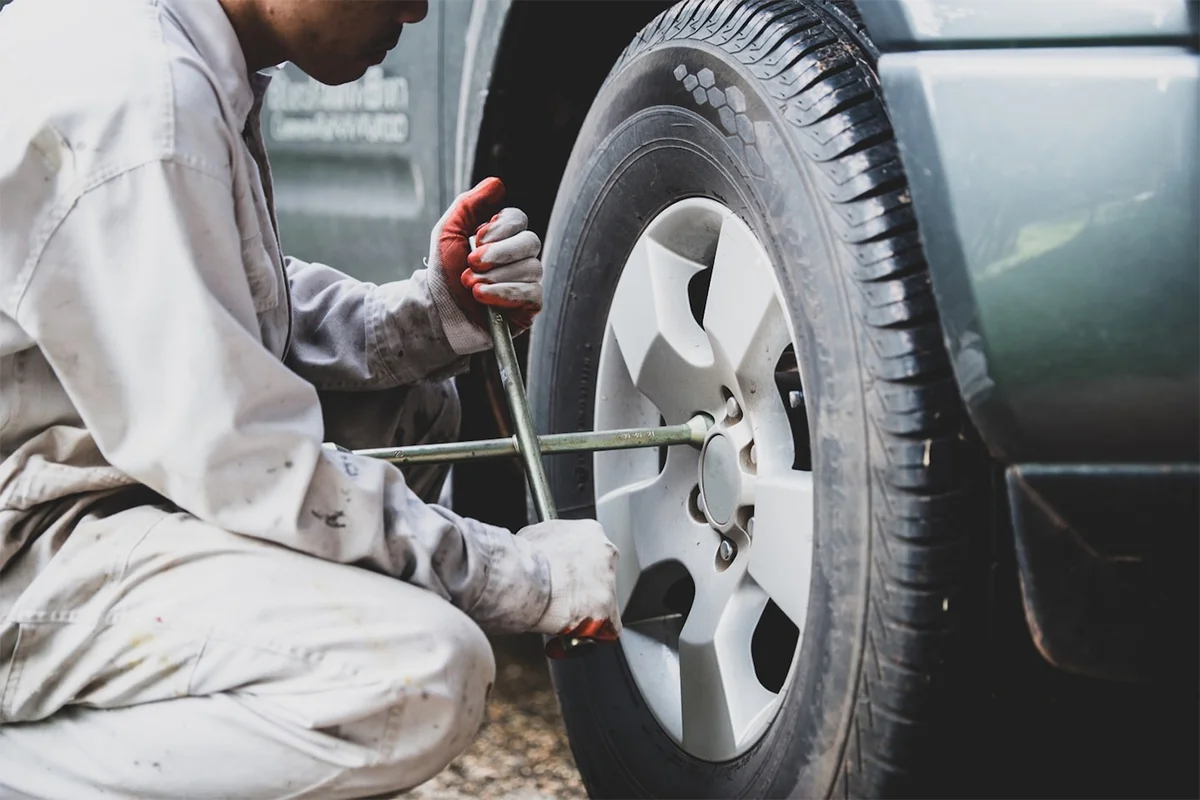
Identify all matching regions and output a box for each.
[408,634,586,800]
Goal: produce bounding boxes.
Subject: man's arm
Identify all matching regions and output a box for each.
[283,179,545,391]
[283,258,491,390]
[12,156,550,633]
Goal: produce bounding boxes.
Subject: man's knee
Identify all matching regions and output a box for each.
[333,605,493,793]
[414,611,493,772]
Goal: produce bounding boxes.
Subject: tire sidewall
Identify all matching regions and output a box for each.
[529,41,873,798]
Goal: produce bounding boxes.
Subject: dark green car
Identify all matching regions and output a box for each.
[10,0,1191,795]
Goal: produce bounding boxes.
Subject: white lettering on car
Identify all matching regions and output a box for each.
[266,66,411,144]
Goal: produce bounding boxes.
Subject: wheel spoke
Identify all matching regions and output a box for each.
[679,576,778,760]
[596,478,665,611]
[593,326,662,498]
[620,618,686,741]
[597,453,714,610]
[747,469,815,628]
[702,215,790,385]
[609,236,718,419]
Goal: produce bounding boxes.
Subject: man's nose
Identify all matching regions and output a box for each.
[397,1,429,24]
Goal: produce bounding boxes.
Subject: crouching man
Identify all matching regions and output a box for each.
[0,0,619,796]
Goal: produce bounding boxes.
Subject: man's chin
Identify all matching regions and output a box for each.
[290,51,384,85]
[299,58,375,87]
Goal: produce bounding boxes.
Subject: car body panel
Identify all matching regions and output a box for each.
[859,0,1199,682]
[452,0,511,196]
[858,0,1196,49]
[1007,462,1198,683]
[876,46,1199,464]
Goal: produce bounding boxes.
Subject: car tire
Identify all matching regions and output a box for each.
[527,0,981,796]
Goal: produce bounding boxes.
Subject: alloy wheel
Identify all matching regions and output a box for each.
[593,198,814,762]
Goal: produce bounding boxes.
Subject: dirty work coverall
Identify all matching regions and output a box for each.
[0,0,555,796]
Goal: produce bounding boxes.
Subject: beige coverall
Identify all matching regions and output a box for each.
[0,0,556,795]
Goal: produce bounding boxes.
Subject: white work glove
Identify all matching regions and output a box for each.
[426,177,544,353]
[519,519,621,641]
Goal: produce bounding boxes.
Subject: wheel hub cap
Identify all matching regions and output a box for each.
[699,434,739,527]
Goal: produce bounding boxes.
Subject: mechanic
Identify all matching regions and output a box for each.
[0,0,619,796]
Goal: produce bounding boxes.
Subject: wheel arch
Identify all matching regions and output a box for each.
[455,0,675,237]
[452,0,885,249]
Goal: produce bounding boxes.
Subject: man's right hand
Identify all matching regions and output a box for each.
[518,519,621,641]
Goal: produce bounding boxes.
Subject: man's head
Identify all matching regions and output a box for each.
[221,0,429,84]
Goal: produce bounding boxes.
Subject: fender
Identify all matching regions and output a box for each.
[453,0,512,196]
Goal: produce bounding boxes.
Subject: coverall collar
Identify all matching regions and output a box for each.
[159,0,258,129]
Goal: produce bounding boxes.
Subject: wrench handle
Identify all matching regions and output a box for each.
[487,309,557,523]
[485,310,595,659]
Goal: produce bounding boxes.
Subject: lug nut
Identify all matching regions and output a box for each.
[725,396,741,419]
[747,517,755,539]
[718,539,736,563]
[788,390,803,409]
[749,444,757,466]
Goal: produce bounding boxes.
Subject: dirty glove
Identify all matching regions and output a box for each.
[426,176,544,353]
[463,206,543,330]
[519,519,621,641]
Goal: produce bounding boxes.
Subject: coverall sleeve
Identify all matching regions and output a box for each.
[283,257,491,390]
[13,157,551,634]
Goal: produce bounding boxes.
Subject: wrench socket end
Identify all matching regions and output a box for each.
[544,634,599,660]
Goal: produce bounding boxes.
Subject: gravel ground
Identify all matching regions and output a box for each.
[391,633,1200,800]
[406,634,586,800]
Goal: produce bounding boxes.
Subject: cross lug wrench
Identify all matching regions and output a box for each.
[344,314,713,657]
